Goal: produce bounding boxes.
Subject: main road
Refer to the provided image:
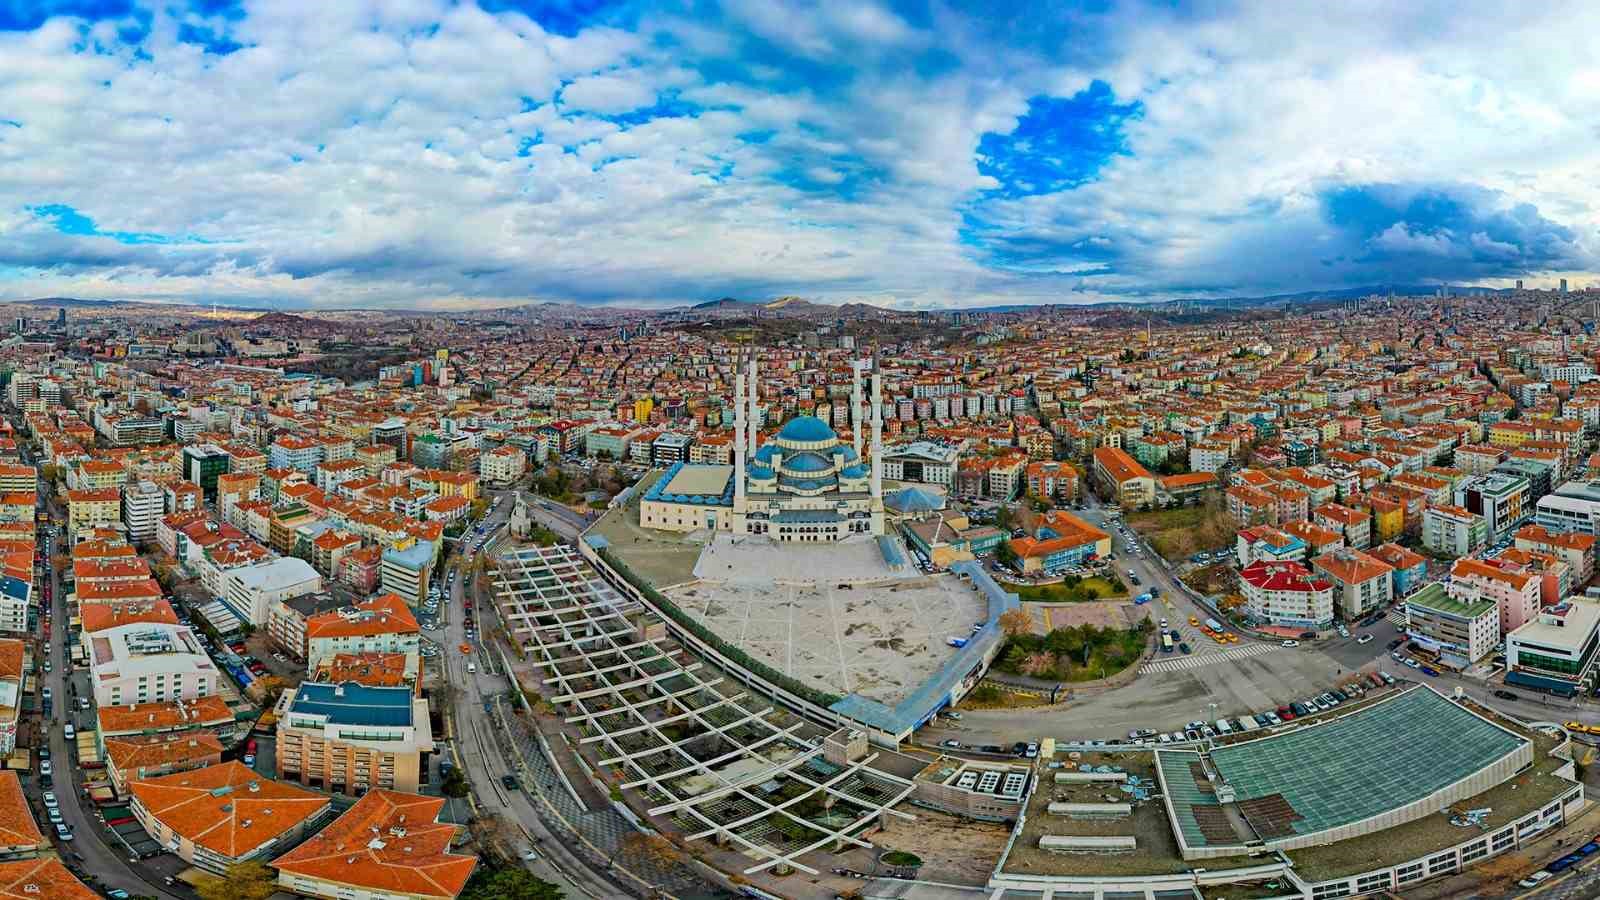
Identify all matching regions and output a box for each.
[36,474,183,898]
[431,511,624,900]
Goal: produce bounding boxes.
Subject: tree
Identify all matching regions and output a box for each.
[998,608,1033,638]
[460,866,564,900]
[194,860,278,900]
[442,765,470,798]
[995,539,1020,570]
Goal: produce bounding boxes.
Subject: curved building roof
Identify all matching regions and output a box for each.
[784,452,834,473]
[776,415,836,445]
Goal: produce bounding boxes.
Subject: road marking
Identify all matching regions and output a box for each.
[1141,642,1278,674]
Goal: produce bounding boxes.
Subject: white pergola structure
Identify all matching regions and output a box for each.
[494,545,919,875]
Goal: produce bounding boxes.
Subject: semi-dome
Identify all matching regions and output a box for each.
[783,451,833,473]
[775,415,836,444]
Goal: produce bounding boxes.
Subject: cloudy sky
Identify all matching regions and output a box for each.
[1,1,1596,310]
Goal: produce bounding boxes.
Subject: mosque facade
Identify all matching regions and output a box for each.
[638,359,886,541]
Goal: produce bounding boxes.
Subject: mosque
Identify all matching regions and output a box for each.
[639,359,886,541]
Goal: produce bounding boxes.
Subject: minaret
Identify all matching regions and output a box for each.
[869,371,883,501]
[747,357,759,452]
[851,360,864,459]
[733,371,746,512]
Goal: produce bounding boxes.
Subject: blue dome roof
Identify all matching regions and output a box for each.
[776,415,836,444]
[748,464,775,479]
[785,452,833,473]
[840,463,869,478]
[886,487,944,512]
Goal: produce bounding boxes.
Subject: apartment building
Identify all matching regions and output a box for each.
[480,444,526,484]
[66,487,122,537]
[880,442,959,487]
[1405,582,1499,670]
[121,480,164,543]
[89,622,220,707]
[1422,504,1489,557]
[275,682,434,796]
[1449,557,1542,636]
[269,790,476,900]
[1240,560,1335,630]
[304,593,420,670]
[1310,548,1394,621]
[1515,523,1596,584]
[1091,446,1155,508]
[379,539,433,606]
[129,761,330,875]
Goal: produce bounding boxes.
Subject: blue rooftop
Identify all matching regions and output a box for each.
[289,682,414,727]
[382,539,434,571]
[784,452,833,472]
[776,415,836,444]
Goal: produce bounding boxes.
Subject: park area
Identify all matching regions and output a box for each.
[992,615,1153,683]
[1126,502,1235,561]
[1009,574,1125,603]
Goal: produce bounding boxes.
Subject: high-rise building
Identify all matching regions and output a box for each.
[1561,278,1569,293]
[1515,279,1524,290]
[56,308,66,327]
[181,444,231,499]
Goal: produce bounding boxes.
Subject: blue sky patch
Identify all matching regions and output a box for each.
[977,81,1141,199]
[30,203,201,244]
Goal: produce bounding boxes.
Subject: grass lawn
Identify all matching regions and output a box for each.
[1126,503,1234,561]
[1011,576,1126,603]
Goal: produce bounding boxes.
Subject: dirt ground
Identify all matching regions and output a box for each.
[833,808,1010,886]
[1034,600,1149,631]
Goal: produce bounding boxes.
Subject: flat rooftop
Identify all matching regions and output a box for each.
[1405,582,1495,619]
[1510,598,1600,649]
[661,464,734,498]
[1159,687,1528,852]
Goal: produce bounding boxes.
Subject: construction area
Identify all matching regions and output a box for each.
[492,544,927,877]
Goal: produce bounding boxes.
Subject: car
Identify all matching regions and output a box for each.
[47,808,62,824]
[42,791,56,808]
[520,847,541,862]
[1387,638,1404,650]
[1404,658,1421,669]
[1421,666,1440,677]
[1178,642,1192,654]
[1281,640,1300,648]
[1356,633,1374,645]
[1188,615,1200,626]
[39,761,50,776]
[107,892,132,900]
[940,739,961,748]
[40,688,49,702]
[1277,705,1295,721]
[1494,689,1519,701]
[1518,871,1553,888]
[54,823,71,841]
[502,774,520,791]
[243,754,256,766]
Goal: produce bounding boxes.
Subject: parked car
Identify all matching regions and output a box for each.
[1280,640,1300,648]
[1494,689,1519,701]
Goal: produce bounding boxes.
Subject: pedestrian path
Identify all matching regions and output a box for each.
[1141,642,1278,674]
[1385,607,1408,628]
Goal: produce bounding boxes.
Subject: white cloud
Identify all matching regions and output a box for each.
[0,0,1594,309]
[559,74,658,115]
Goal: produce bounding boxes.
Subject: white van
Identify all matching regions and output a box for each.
[1213,719,1232,735]
[63,723,75,740]
[467,662,477,674]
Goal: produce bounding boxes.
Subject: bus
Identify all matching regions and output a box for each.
[1161,632,1174,653]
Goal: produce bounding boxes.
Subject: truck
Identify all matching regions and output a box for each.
[1160,632,1174,653]
[1134,592,1153,605]
[946,636,968,649]
[1205,618,1224,633]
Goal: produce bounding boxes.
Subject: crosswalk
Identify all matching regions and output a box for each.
[1141,642,1279,674]
[1385,608,1408,629]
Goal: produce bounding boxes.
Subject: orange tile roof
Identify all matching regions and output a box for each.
[306,593,419,641]
[81,599,179,634]
[77,579,163,603]
[0,772,43,850]
[1092,446,1151,483]
[0,859,98,900]
[97,696,235,735]
[73,558,152,582]
[0,641,24,682]
[1311,548,1393,584]
[269,790,475,899]
[129,762,329,861]
[1452,557,1537,590]
[65,487,120,503]
[316,652,413,689]
[104,732,224,776]
[73,539,137,561]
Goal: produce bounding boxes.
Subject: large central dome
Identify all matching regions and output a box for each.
[775,415,836,445]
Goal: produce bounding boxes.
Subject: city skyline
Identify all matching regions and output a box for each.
[2,1,1597,310]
